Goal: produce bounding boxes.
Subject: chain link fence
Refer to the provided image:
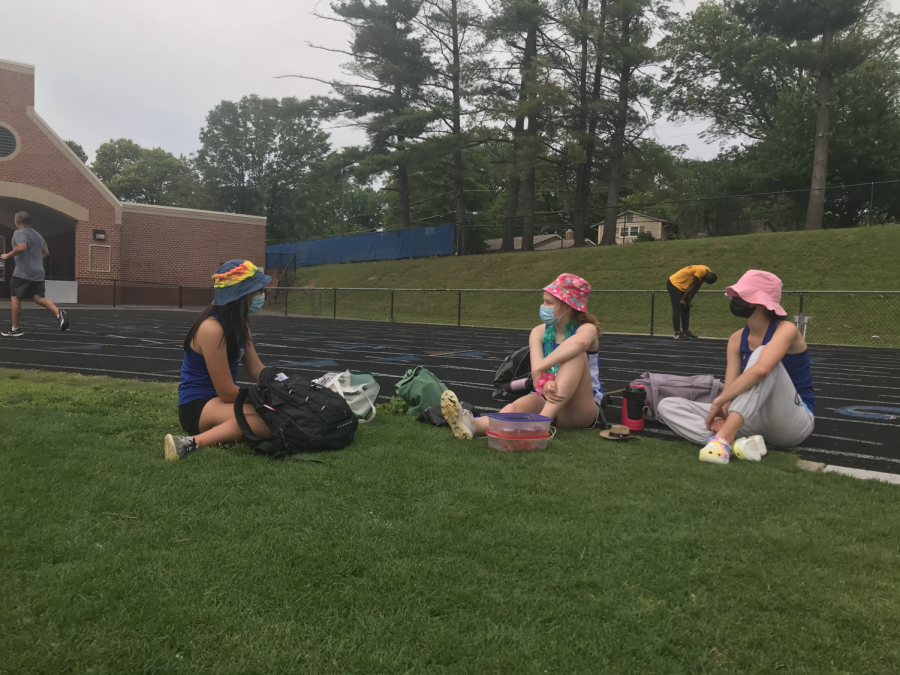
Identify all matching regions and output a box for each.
[260,287,899,348]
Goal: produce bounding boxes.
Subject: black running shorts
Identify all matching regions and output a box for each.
[178,396,214,436]
[10,276,46,300]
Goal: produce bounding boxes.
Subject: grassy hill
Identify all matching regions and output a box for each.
[291,225,900,292]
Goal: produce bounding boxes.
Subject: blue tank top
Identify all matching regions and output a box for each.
[544,324,605,406]
[740,320,815,414]
[178,315,245,406]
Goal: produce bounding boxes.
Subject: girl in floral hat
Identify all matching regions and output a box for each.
[441,273,605,439]
[656,269,815,464]
[164,260,274,460]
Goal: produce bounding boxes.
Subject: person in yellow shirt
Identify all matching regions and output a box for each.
[667,265,717,339]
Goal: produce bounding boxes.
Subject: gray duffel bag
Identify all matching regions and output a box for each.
[630,372,724,419]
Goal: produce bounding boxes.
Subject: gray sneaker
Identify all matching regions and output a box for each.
[1,327,23,337]
[165,434,198,461]
[58,309,69,331]
[673,331,687,340]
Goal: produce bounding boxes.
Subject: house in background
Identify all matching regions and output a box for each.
[485,229,596,252]
[748,219,777,234]
[597,210,672,244]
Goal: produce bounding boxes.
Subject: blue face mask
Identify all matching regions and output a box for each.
[540,305,559,326]
[249,294,265,314]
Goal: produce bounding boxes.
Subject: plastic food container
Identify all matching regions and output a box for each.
[486,431,553,452]
[485,412,553,438]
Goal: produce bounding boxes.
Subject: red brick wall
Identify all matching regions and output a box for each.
[121,209,266,289]
[1,63,267,305]
[0,65,120,294]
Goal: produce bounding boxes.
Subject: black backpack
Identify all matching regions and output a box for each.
[492,346,534,402]
[234,367,358,459]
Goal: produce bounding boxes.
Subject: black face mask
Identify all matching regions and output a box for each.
[730,297,756,319]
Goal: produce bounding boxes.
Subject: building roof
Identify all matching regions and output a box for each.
[0,57,265,227]
[611,210,669,224]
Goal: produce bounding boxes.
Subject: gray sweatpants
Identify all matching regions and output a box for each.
[656,347,815,447]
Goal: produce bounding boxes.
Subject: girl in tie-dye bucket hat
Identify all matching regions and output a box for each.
[164,259,274,461]
[442,273,607,440]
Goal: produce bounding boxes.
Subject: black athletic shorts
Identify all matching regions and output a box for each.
[10,276,46,299]
[178,396,214,436]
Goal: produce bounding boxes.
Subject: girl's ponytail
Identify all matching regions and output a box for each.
[575,311,602,338]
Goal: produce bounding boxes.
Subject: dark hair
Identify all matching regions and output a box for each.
[14,211,30,226]
[183,295,252,362]
[706,271,717,284]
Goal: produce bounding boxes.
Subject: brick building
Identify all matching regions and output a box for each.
[0,58,266,305]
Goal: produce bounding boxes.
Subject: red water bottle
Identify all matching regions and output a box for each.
[621,384,647,431]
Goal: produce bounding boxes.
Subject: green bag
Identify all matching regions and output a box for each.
[396,366,447,417]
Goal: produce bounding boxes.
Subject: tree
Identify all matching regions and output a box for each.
[64,140,88,163]
[599,0,663,246]
[569,0,608,247]
[92,139,204,207]
[92,139,144,183]
[728,0,897,229]
[658,2,797,142]
[687,58,900,227]
[195,96,331,243]
[485,0,547,252]
[417,0,490,254]
[660,1,900,228]
[298,0,435,231]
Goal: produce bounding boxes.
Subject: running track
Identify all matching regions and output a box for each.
[2,307,899,473]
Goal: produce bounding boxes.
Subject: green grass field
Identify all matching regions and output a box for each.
[291,226,900,292]
[3,369,900,674]
[265,227,900,347]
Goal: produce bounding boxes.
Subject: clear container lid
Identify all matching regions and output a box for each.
[485,413,553,422]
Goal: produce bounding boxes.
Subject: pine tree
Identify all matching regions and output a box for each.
[417,0,490,253]
[599,0,663,246]
[298,0,435,229]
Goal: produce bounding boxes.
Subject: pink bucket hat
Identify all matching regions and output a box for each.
[725,270,787,317]
[543,273,592,313]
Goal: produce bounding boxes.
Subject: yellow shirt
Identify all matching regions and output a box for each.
[669,265,710,292]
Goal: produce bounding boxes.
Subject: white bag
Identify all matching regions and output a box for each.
[313,370,379,423]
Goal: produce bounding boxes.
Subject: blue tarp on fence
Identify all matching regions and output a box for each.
[266,224,456,268]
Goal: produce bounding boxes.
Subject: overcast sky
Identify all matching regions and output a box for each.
[5,0,899,164]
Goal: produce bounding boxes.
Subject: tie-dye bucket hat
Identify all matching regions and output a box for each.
[543,273,592,313]
[212,259,272,305]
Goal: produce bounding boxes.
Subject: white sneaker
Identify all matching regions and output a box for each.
[441,390,475,440]
[733,435,767,461]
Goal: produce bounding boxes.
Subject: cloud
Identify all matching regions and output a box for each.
[5,0,365,161]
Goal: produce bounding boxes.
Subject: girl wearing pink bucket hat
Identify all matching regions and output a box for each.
[442,273,607,439]
[656,270,815,465]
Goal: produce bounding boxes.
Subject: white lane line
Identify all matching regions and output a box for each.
[814,416,899,428]
[793,447,900,465]
[0,361,180,379]
[809,434,883,446]
[814,396,900,405]
[0,345,180,363]
[822,466,900,484]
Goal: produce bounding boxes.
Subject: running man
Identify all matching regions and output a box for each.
[1,211,69,337]
[667,264,716,340]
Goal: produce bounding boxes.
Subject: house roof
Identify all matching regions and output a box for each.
[614,210,668,224]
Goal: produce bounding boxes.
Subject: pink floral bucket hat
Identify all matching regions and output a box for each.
[544,273,592,313]
[725,270,787,317]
